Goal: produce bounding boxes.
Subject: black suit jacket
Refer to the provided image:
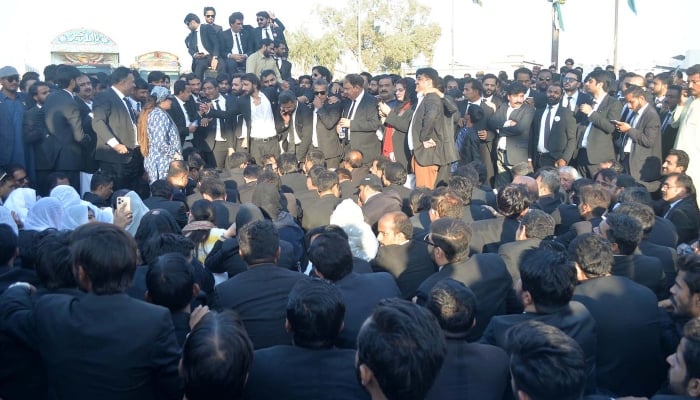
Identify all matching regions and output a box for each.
[621,106,662,191]
[43,90,91,170]
[481,301,598,394]
[314,100,344,160]
[488,102,536,165]
[664,198,700,245]
[301,194,339,231]
[276,101,313,160]
[574,276,667,397]
[218,28,254,58]
[277,59,292,81]
[579,94,623,164]
[361,191,402,229]
[468,216,521,254]
[143,196,189,228]
[0,289,183,400]
[612,254,665,300]
[371,240,436,299]
[333,272,402,349]
[167,97,200,144]
[530,104,577,162]
[498,238,541,281]
[562,91,593,124]
[212,264,306,349]
[415,255,517,341]
[197,96,238,152]
[344,92,382,162]
[92,88,137,163]
[252,20,287,49]
[660,108,679,158]
[649,215,679,249]
[280,172,309,194]
[185,24,219,58]
[411,93,458,167]
[242,345,369,400]
[383,101,414,168]
[426,339,510,400]
[639,238,677,294]
[23,105,58,170]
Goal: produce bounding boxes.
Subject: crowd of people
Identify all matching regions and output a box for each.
[2,6,700,400]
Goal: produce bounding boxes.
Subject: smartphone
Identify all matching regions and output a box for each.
[610,120,620,124]
[116,196,131,213]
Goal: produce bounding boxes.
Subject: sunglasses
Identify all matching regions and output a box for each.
[205,14,215,18]
[538,77,551,82]
[314,91,326,96]
[257,17,266,21]
[422,233,438,248]
[3,75,19,82]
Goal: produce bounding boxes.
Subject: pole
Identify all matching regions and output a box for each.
[551,4,559,68]
[451,0,455,74]
[613,0,619,72]
[357,0,362,70]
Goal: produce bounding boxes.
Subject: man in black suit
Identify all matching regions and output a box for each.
[82,172,113,208]
[570,234,667,397]
[43,65,92,193]
[615,85,663,192]
[663,318,700,399]
[92,67,147,195]
[143,180,188,228]
[311,79,344,169]
[211,220,305,349]
[530,82,577,169]
[481,248,598,394]
[372,211,435,299]
[338,74,382,166]
[202,6,222,32]
[469,184,531,254]
[301,170,340,231]
[184,13,221,80]
[197,78,236,168]
[561,69,593,124]
[415,218,517,341]
[199,176,239,229]
[0,223,183,399]
[424,279,510,400]
[23,81,56,196]
[600,212,665,299]
[499,209,555,281]
[74,74,99,174]
[168,80,200,146]
[242,279,369,400]
[273,41,292,81]
[488,82,535,186]
[237,73,280,161]
[277,153,306,193]
[309,232,401,349]
[660,173,700,245]
[409,67,458,189]
[275,90,312,161]
[576,69,623,178]
[252,11,286,50]
[219,12,253,75]
[660,85,682,158]
[358,174,402,230]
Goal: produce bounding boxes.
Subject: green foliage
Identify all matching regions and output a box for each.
[288,0,441,75]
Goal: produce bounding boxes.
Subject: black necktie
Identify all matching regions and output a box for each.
[347,100,356,119]
[214,99,221,126]
[567,96,573,109]
[662,111,672,132]
[265,28,271,40]
[123,96,136,123]
[235,33,243,54]
[544,105,552,146]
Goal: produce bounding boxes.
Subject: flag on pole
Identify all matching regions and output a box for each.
[628,0,637,14]
[553,0,565,31]
[472,0,482,6]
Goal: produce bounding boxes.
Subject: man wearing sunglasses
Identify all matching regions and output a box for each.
[0,66,27,169]
[311,79,344,169]
[202,6,222,33]
[253,11,287,52]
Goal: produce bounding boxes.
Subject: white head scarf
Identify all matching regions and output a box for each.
[0,206,19,235]
[125,191,149,236]
[61,204,90,230]
[329,198,379,261]
[3,188,36,222]
[50,185,82,208]
[24,197,63,231]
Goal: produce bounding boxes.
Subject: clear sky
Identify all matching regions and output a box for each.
[3,0,699,78]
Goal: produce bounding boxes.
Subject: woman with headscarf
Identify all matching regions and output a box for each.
[330,198,379,262]
[3,188,36,223]
[182,199,225,266]
[18,197,64,269]
[138,86,183,184]
[61,204,91,230]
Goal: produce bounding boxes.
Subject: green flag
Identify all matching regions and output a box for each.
[553,0,565,31]
[628,0,637,14]
[472,0,483,6]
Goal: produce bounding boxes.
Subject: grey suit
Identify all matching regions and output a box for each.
[410,93,458,168]
[488,102,535,166]
[620,105,662,192]
[577,94,623,177]
[344,92,382,164]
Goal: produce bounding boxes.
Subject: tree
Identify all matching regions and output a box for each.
[288,0,441,75]
[287,30,342,78]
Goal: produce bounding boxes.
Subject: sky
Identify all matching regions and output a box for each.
[3,0,699,78]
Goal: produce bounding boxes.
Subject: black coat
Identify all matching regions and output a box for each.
[371,240,436,299]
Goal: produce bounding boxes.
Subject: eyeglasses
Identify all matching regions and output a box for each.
[538,77,551,82]
[563,77,578,82]
[661,183,680,189]
[3,75,19,82]
[205,14,215,18]
[689,79,700,86]
[15,176,28,183]
[422,233,438,248]
[313,91,326,96]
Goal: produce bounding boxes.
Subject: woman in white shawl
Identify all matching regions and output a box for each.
[329,198,379,261]
[24,197,63,232]
[3,188,36,222]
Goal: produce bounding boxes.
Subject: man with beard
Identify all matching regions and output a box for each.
[481,73,502,110]
[661,85,682,158]
[74,74,99,183]
[561,69,592,123]
[273,41,292,81]
[168,80,200,146]
[246,39,281,83]
[665,318,700,399]
[530,82,577,169]
[220,12,252,75]
[673,64,700,185]
[377,75,398,109]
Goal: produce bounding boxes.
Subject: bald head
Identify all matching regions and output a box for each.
[346,150,363,169]
[513,175,538,199]
[377,211,413,246]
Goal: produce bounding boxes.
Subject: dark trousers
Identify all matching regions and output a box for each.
[535,152,557,170]
[575,148,600,178]
[100,150,149,198]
